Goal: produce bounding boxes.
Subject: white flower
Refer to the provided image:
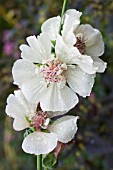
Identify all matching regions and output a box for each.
[72,24,107,73]
[41,9,107,74]
[12,33,95,112]
[5,90,79,155]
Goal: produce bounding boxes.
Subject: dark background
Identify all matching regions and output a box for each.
[0,0,113,169]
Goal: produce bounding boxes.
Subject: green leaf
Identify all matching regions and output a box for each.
[42,152,57,169]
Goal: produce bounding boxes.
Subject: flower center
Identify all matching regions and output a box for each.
[40,60,67,84]
[30,111,50,131]
[74,34,86,55]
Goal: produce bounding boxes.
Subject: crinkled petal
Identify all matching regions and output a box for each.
[92,56,107,73]
[75,24,104,56]
[62,9,82,46]
[20,33,52,63]
[40,83,78,112]
[41,16,60,41]
[6,90,36,118]
[5,90,36,131]
[48,116,79,143]
[12,59,38,88]
[19,44,41,63]
[66,66,95,97]
[22,132,58,155]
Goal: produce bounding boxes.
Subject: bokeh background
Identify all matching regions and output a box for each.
[0,0,113,169]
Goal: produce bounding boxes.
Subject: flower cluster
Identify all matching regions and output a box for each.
[6,9,106,156]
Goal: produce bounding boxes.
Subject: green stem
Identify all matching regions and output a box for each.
[37,155,42,170]
[59,0,68,34]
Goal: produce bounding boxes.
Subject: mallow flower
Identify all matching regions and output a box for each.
[12,33,95,112]
[5,90,79,155]
[41,9,107,74]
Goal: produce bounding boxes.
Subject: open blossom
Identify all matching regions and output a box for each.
[12,33,95,112]
[41,9,107,74]
[5,90,78,155]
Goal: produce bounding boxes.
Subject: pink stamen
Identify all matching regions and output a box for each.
[40,60,67,84]
[30,111,49,131]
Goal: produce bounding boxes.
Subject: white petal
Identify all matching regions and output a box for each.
[22,132,58,155]
[62,9,82,36]
[41,16,60,41]
[55,35,80,64]
[40,83,78,112]
[75,24,104,56]
[13,118,28,131]
[66,66,96,97]
[92,56,107,73]
[64,32,76,47]
[20,44,41,63]
[6,90,34,118]
[13,59,47,104]
[22,78,47,104]
[12,59,38,88]
[62,9,82,46]
[5,90,34,131]
[26,35,40,51]
[36,33,52,62]
[14,90,37,116]
[75,54,98,74]
[20,33,52,63]
[48,116,79,143]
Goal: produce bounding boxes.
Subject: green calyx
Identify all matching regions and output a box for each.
[25,115,31,123]
[23,127,35,138]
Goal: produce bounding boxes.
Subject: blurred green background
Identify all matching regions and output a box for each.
[0,0,113,169]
